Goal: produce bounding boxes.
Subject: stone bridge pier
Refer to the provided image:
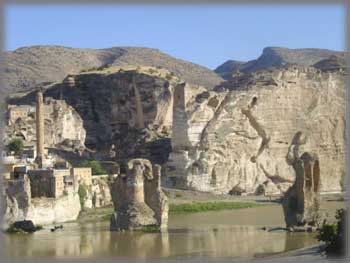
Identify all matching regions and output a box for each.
[110,159,168,231]
[283,141,321,230]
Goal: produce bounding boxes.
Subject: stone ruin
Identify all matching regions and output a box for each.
[282,132,321,230]
[110,159,168,231]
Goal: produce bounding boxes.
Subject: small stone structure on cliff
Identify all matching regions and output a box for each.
[282,133,321,230]
[110,159,168,231]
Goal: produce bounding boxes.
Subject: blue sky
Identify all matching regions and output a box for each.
[5,4,345,69]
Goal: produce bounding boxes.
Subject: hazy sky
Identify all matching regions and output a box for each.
[5,4,345,69]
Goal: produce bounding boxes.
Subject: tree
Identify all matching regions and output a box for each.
[7,138,24,155]
[317,209,346,257]
[78,184,87,209]
[80,160,106,175]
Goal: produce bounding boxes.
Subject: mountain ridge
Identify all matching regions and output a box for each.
[1,45,223,95]
[215,46,346,79]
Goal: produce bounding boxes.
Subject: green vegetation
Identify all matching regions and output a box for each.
[7,138,24,155]
[140,225,160,233]
[317,209,346,257]
[101,213,113,221]
[80,160,107,175]
[35,225,43,231]
[80,63,111,73]
[169,202,262,214]
[165,73,173,81]
[148,68,157,74]
[5,226,28,234]
[0,101,6,114]
[78,184,88,209]
[5,224,43,234]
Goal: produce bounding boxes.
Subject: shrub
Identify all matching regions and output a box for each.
[78,184,88,209]
[7,138,24,155]
[317,208,346,257]
[80,160,107,175]
[141,225,160,233]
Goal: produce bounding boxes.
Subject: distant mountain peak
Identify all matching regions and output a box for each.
[215,46,346,79]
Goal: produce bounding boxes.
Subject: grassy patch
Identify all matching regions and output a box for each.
[4,226,28,234]
[169,201,262,214]
[140,225,161,233]
[101,213,113,221]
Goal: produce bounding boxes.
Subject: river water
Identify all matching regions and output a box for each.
[3,201,345,261]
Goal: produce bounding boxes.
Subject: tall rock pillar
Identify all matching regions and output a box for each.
[35,90,45,168]
[132,74,145,130]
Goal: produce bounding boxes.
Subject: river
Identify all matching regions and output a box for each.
[3,201,345,261]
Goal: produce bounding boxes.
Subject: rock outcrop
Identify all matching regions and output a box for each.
[282,136,321,229]
[6,66,183,165]
[166,66,344,194]
[4,97,86,153]
[110,159,168,231]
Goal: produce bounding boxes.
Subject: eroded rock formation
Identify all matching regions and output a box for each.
[6,66,179,164]
[4,97,86,153]
[110,159,168,231]
[282,134,321,229]
[166,66,344,194]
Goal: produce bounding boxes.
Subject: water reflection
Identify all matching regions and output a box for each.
[4,223,318,259]
[3,202,344,260]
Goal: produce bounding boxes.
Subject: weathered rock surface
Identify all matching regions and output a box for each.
[4,98,86,152]
[166,66,344,194]
[282,149,321,229]
[110,159,168,231]
[6,66,183,165]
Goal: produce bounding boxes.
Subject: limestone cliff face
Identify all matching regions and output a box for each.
[166,66,345,194]
[4,98,86,151]
[7,66,181,164]
[5,65,345,194]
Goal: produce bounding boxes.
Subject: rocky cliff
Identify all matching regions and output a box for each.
[166,65,345,194]
[6,65,188,165]
[4,98,86,153]
[3,47,346,195]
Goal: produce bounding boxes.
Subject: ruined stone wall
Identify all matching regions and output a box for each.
[27,170,55,198]
[71,167,92,186]
[2,176,81,227]
[167,66,345,194]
